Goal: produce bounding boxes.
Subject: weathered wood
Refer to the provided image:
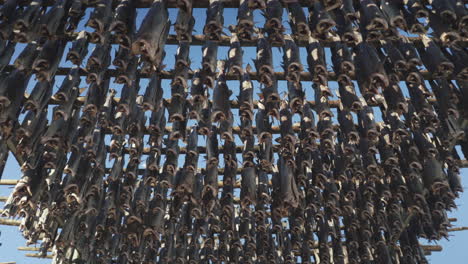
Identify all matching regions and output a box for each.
[18,247,52,252]
[421,245,443,252]
[0,179,19,185]
[1,65,435,81]
[0,0,345,8]
[24,253,54,259]
[1,30,461,47]
[448,227,468,232]
[0,218,21,226]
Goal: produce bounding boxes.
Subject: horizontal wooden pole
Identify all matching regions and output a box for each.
[0,218,21,226]
[0,0,311,8]
[24,253,53,259]
[0,179,19,185]
[3,28,453,47]
[447,227,468,232]
[18,247,51,252]
[32,94,439,110]
[0,177,257,189]
[93,124,300,138]
[77,33,463,48]
[16,243,442,258]
[0,196,7,202]
[135,143,281,155]
[1,158,467,187]
[3,65,434,81]
[421,245,443,252]
[162,34,466,47]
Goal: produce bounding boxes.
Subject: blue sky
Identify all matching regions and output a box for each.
[1,6,467,263]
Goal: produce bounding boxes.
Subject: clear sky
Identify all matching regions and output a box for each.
[1,5,467,263]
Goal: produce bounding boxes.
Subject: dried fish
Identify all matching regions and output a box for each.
[212,64,232,122]
[132,0,170,65]
[24,80,54,113]
[237,0,255,41]
[110,0,136,36]
[0,2,464,263]
[0,70,31,132]
[39,0,68,36]
[175,0,194,41]
[66,31,89,66]
[309,1,336,35]
[204,0,224,41]
[32,39,66,82]
[286,1,309,37]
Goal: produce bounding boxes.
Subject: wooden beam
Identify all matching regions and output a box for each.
[447,227,468,232]
[24,253,54,259]
[31,94,440,109]
[0,196,7,202]
[2,65,435,81]
[0,218,21,226]
[0,179,19,185]
[16,243,443,257]
[18,247,52,252]
[1,157,467,187]
[0,0,311,8]
[160,34,467,47]
[1,32,454,47]
[421,245,442,252]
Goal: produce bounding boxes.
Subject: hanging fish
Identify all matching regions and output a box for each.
[39,0,68,37]
[132,0,170,65]
[110,0,136,36]
[236,0,255,41]
[175,0,194,41]
[286,1,309,37]
[66,31,89,66]
[203,0,224,41]
[33,39,66,82]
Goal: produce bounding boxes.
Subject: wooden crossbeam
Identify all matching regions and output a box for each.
[0,218,21,226]
[0,157,466,188]
[132,34,468,47]
[17,247,51,252]
[30,94,439,109]
[0,158,467,188]
[125,34,467,47]
[448,227,468,232]
[11,32,460,47]
[2,65,435,81]
[24,253,54,259]
[16,244,443,255]
[422,245,443,252]
[110,140,467,157]
[0,179,19,185]
[7,144,468,165]
[0,0,310,8]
